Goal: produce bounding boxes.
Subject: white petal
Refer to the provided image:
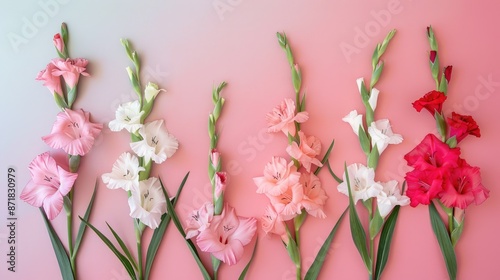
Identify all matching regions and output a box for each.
[342,110,363,136]
[369,88,380,111]
[101,152,144,191]
[356,77,364,94]
[108,101,144,133]
[128,177,166,229]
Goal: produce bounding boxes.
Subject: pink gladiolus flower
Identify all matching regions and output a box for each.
[196,205,256,265]
[253,157,301,196]
[440,160,489,209]
[42,109,103,156]
[267,182,304,221]
[185,202,214,239]
[53,33,64,54]
[447,112,481,143]
[51,58,89,88]
[300,172,327,218]
[261,205,288,245]
[214,172,227,199]
[20,152,78,220]
[405,169,444,207]
[266,98,308,136]
[404,134,460,174]
[286,131,323,173]
[36,62,63,96]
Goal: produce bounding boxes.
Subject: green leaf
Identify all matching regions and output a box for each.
[145,173,190,280]
[79,217,137,279]
[446,136,457,148]
[438,71,448,94]
[359,79,369,103]
[162,176,212,280]
[40,209,75,280]
[374,205,400,280]
[284,227,300,266]
[370,61,384,89]
[53,92,69,110]
[429,202,457,280]
[358,126,370,155]
[367,144,379,169]
[304,208,347,280]
[106,222,138,270]
[369,208,384,239]
[238,238,258,280]
[72,182,97,259]
[371,44,380,71]
[344,163,372,273]
[326,160,343,184]
[314,139,335,176]
[299,93,306,112]
[434,111,447,140]
[451,216,465,248]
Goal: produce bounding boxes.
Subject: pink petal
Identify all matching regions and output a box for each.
[211,239,244,265]
[231,217,257,246]
[42,191,64,220]
[196,227,225,253]
[20,181,56,207]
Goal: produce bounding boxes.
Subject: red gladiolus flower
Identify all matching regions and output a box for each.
[404,134,460,173]
[405,169,444,207]
[444,66,452,83]
[440,160,489,209]
[412,90,447,115]
[430,50,437,63]
[447,112,481,143]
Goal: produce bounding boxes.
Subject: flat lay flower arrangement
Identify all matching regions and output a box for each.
[19,23,490,280]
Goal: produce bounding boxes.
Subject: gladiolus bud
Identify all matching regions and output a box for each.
[144,82,163,103]
[53,33,65,55]
[444,66,453,83]
[430,51,437,64]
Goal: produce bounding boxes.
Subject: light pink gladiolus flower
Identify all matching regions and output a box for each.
[261,205,288,245]
[266,98,308,136]
[42,109,103,156]
[36,62,64,96]
[53,33,64,54]
[210,149,220,169]
[51,58,89,88]
[197,204,256,265]
[185,202,214,239]
[300,172,327,218]
[253,157,301,196]
[286,131,323,172]
[267,182,304,221]
[20,152,77,220]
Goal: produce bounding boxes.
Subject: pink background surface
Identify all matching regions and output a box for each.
[1,1,499,279]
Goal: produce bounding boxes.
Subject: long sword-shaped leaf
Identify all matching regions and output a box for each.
[429,202,457,280]
[106,222,138,271]
[144,173,189,280]
[344,163,372,273]
[238,238,258,280]
[40,208,75,280]
[72,182,98,259]
[162,179,212,280]
[79,218,137,279]
[314,139,335,176]
[374,205,400,280]
[327,160,342,184]
[304,208,347,280]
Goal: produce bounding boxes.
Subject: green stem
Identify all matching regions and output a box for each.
[448,209,454,235]
[135,220,144,280]
[66,189,75,276]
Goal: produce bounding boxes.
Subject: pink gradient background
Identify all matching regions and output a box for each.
[1,1,499,279]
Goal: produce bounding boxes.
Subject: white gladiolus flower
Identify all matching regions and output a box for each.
[368,119,403,155]
[369,87,380,111]
[376,180,410,218]
[342,110,364,136]
[130,120,178,164]
[108,100,144,133]
[128,177,166,229]
[101,152,145,191]
[337,163,382,204]
[144,82,164,103]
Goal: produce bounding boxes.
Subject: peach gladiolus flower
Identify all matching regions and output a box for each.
[261,205,288,245]
[197,204,256,265]
[42,109,103,156]
[300,172,327,218]
[286,131,323,172]
[267,182,304,221]
[266,98,308,136]
[253,157,300,196]
[20,152,78,220]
